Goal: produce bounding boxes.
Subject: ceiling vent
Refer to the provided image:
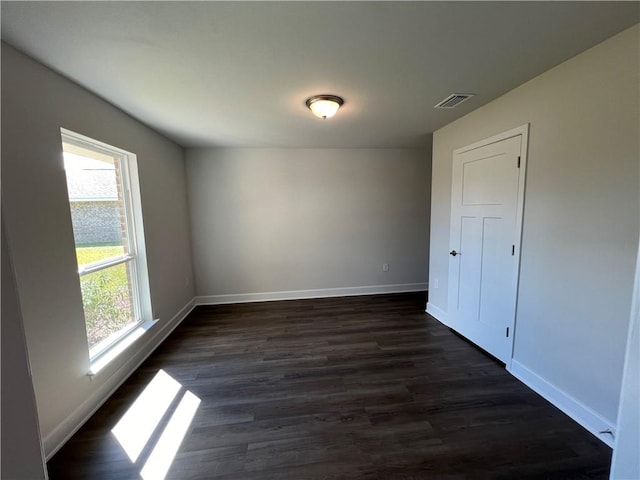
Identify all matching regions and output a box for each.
[434,93,475,109]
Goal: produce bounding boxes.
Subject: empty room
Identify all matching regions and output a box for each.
[1,2,638,479]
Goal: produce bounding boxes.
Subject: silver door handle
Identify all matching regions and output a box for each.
[449,250,460,256]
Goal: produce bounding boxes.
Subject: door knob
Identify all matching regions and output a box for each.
[449,250,459,256]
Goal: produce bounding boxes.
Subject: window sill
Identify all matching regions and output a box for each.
[88,319,158,377]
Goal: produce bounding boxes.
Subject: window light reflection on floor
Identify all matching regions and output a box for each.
[111,369,181,462]
[140,390,201,480]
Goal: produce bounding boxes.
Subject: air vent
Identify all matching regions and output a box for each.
[434,93,475,109]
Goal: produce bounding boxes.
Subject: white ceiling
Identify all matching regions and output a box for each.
[1,2,638,148]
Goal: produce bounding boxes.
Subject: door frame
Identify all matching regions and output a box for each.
[449,123,529,367]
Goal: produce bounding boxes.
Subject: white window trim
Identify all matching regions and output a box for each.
[79,254,135,276]
[88,319,158,376]
[61,128,153,373]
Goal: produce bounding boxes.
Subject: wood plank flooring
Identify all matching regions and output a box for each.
[47,293,611,479]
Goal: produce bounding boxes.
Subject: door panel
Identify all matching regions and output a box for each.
[457,216,481,318]
[448,135,523,363]
[479,216,512,329]
[462,154,513,205]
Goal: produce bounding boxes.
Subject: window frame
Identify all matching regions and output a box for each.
[61,128,153,366]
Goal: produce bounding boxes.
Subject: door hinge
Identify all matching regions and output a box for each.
[517,156,521,168]
[511,245,515,256]
[506,327,510,337]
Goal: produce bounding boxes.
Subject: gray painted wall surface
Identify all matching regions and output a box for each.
[186,148,431,296]
[1,43,195,457]
[428,26,639,424]
[1,216,48,479]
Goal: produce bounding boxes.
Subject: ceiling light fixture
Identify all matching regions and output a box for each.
[305,95,344,119]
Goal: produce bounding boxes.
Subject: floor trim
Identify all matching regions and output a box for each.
[508,359,616,447]
[43,299,196,460]
[426,302,449,325]
[195,283,428,305]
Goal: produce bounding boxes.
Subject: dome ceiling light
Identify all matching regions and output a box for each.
[305,95,344,119]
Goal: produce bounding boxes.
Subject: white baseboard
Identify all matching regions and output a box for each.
[426,302,449,326]
[508,359,616,447]
[195,283,428,305]
[43,299,196,460]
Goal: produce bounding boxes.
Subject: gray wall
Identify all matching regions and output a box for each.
[428,25,638,426]
[1,43,195,457]
[186,148,430,298]
[1,215,48,479]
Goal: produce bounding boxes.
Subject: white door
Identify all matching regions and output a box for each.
[447,129,526,364]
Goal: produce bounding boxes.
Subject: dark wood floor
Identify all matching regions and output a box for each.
[48,293,611,479]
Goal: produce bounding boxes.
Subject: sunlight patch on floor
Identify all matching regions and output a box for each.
[111,369,181,462]
[140,390,201,480]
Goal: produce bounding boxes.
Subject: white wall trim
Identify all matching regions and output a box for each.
[195,283,428,305]
[610,234,640,479]
[508,359,616,448]
[43,298,196,460]
[453,124,529,155]
[426,302,449,326]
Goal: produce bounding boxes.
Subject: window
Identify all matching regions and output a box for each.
[61,129,151,364]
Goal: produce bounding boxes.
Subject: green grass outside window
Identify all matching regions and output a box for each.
[77,245,135,348]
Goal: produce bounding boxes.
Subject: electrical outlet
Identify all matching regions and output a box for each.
[433,278,439,289]
[382,263,389,272]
